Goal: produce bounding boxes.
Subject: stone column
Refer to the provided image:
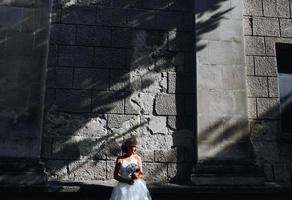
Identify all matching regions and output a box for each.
[0,0,51,185]
[193,0,264,185]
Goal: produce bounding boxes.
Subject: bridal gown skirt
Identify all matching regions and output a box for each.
[110,179,151,200]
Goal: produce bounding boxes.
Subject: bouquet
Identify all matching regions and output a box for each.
[125,163,140,177]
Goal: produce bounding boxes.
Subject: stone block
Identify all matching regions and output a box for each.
[148,116,168,135]
[51,137,82,160]
[268,77,279,97]
[94,48,127,68]
[245,56,254,75]
[55,67,73,88]
[48,45,58,66]
[76,26,111,47]
[253,17,280,37]
[244,36,265,56]
[68,160,107,181]
[257,98,280,119]
[254,56,277,76]
[154,94,184,115]
[56,89,91,112]
[143,163,168,182]
[125,92,155,115]
[263,0,290,18]
[46,67,56,88]
[155,51,184,72]
[146,31,168,51]
[265,37,292,56]
[45,112,107,137]
[50,24,76,45]
[243,0,263,16]
[107,114,136,129]
[92,91,126,114]
[247,76,268,97]
[248,98,257,119]
[138,150,154,162]
[154,149,177,162]
[112,28,132,48]
[109,70,130,91]
[156,11,184,31]
[127,9,156,29]
[73,68,109,90]
[61,5,96,25]
[280,19,292,37]
[106,160,115,180]
[59,46,94,67]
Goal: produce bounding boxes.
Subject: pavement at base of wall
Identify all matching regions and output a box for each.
[0,180,292,200]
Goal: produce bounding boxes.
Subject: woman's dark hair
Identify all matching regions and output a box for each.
[121,136,138,153]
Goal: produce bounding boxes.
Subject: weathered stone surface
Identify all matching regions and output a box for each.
[73,68,109,90]
[138,150,154,162]
[257,98,280,119]
[254,56,277,76]
[243,0,263,16]
[68,160,107,181]
[76,26,111,47]
[154,94,184,115]
[127,9,156,29]
[280,19,292,37]
[46,160,68,180]
[136,132,173,150]
[268,77,279,97]
[59,46,94,67]
[143,163,168,182]
[253,17,280,37]
[263,0,290,18]
[107,114,136,129]
[245,56,254,75]
[56,89,91,112]
[94,48,127,68]
[148,115,168,135]
[112,28,132,48]
[154,149,177,162]
[273,164,290,182]
[142,72,167,93]
[61,5,96,25]
[125,92,155,115]
[50,24,76,45]
[250,120,280,141]
[244,36,265,55]
[92,91,126,114]
[109,70,130,91]
[247,76,268,97]
[106,160,115,180]
[55,67,73,88]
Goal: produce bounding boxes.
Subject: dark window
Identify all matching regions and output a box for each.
[276,43,292,134]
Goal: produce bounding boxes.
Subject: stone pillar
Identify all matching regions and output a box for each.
[193,0,264,185]
[0,0,51,185]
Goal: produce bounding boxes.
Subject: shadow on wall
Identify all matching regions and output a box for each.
[42,0,241,185]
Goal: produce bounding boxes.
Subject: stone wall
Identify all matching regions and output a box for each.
[243,0,292,183]
[43,0,196,183]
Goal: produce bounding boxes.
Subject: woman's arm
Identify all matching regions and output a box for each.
[113,158,134,185]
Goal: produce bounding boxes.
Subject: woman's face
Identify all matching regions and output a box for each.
[129,144,137,154]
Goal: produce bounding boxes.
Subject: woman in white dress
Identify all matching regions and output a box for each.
[110,137,152,200]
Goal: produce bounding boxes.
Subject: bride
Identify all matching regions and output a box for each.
[109,136,151,200]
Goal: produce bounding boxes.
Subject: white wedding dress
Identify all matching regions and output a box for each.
[110,159,152,200]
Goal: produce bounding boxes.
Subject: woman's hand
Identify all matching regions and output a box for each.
[131,172,139,180]
[127,179,134,185]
